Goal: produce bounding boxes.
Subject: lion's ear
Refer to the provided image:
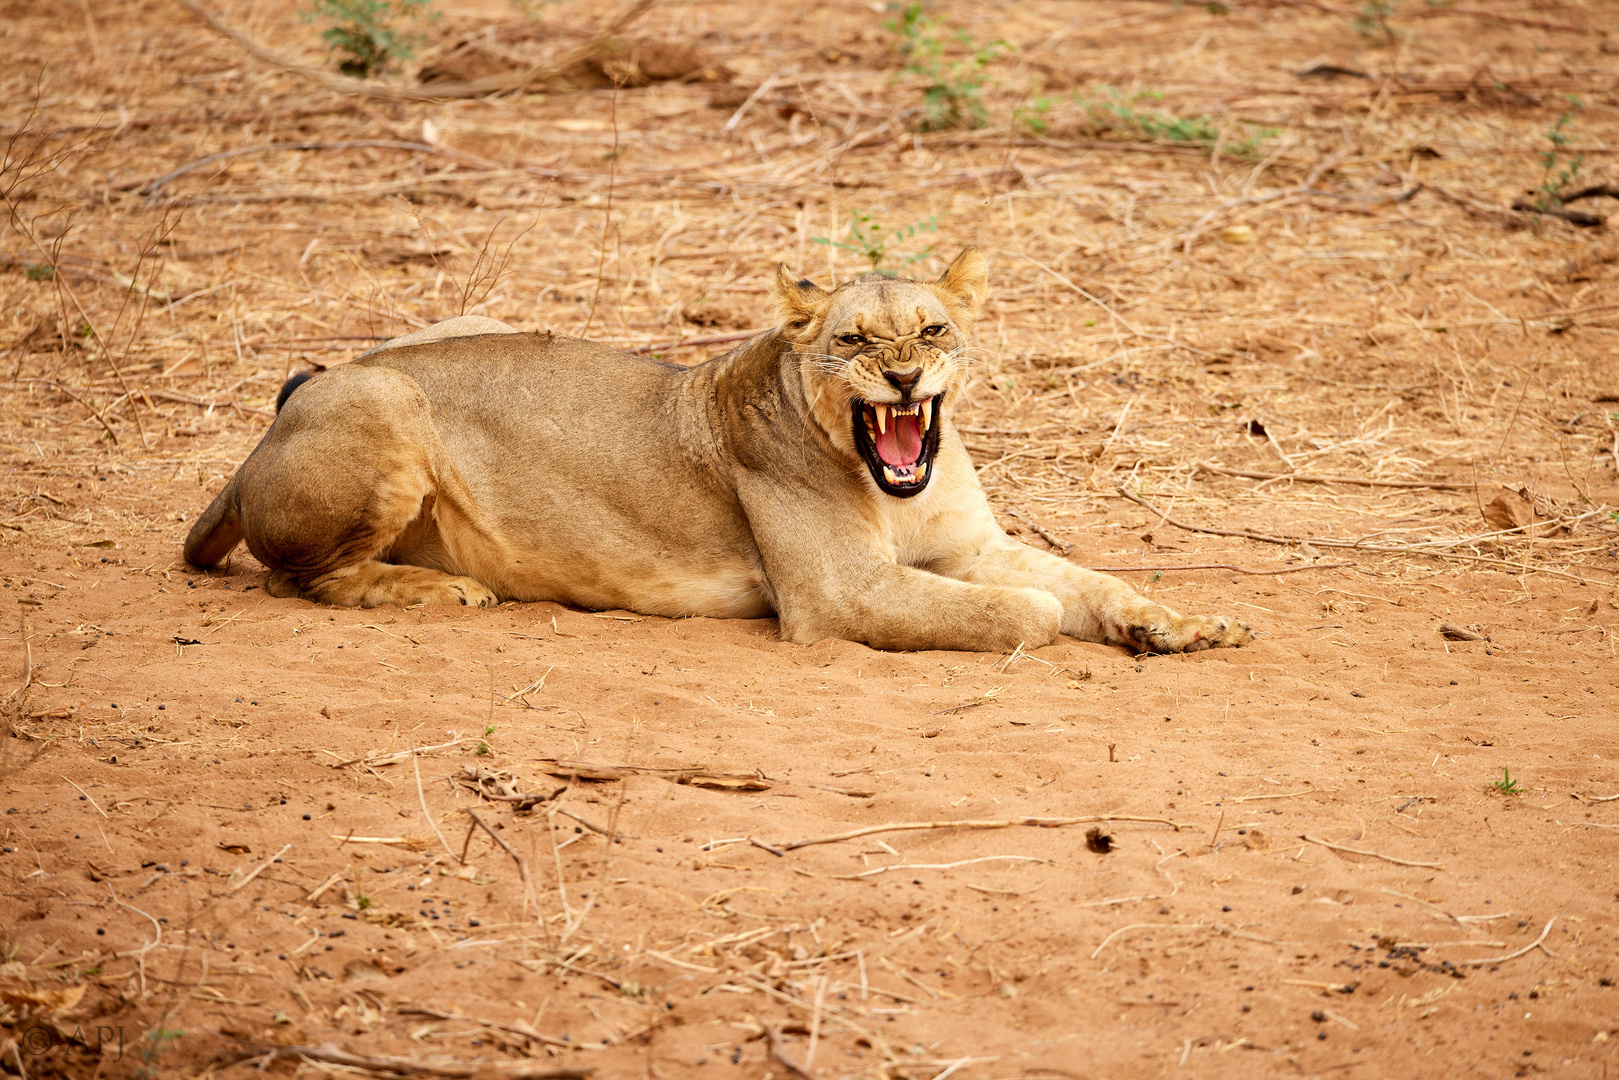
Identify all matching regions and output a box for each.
[932,247,989,321]
[771,264,830,337]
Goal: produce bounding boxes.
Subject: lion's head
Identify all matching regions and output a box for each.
[771,247,988,498]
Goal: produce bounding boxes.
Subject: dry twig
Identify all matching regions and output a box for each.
[780,815,1184,851]
[173,0,655,102]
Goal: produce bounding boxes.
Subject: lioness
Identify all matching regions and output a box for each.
[183,249,1251,654]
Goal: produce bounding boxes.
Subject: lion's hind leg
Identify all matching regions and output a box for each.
[238,364,499,610]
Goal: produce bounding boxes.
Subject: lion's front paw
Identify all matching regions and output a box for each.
[402,576,498,608]
[442,577,498,608]
[1124,612,1252,653]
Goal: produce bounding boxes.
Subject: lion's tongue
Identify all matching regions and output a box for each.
[875,412,923,467]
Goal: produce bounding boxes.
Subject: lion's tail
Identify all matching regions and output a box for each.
[183,472,244,567]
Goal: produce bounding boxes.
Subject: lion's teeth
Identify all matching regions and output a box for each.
[882,466,898,485]
[873,402,888,434]
[917,402,929,434]
[916,460,928,479]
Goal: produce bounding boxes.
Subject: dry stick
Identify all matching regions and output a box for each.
[11,606,32,700]
[331,737,472,770]
[1181,149,1351,253]
[1087,562,1354,575]
[1021,254,1139,335]
[763,1025,815,1080]
[109,886,164,995]
[1115,485,1610,585]
[545,803,576,932]
[805,975,828,1071]
[410,735,457,862]
[466,809,544,932]
[173,0,656,102]
[805,855,1051,881]
[396,1006,571,1050]
[580,80,620,339]
[556,807,624,840]
[1299,834,1441,869]
[304,872,344,902]
[1006,506,1070,554]
[231,1043,593,1078]
[1196,462,1472,491]
[223,843,291,895]
[89,208,180,449]
[125,140,470,196]
[4,203,151,447]
[556,785,628,948]
[1405,6,1593,34]
[1457,918,1558,967]
[780,815,1184,851]
[1090,922,1206,960]
[61,775,108,818]
[47,381,120,445]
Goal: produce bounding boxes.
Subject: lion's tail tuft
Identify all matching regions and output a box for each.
[183,472,244,567]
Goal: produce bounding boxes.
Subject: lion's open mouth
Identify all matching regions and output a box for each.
[851,396,943,498]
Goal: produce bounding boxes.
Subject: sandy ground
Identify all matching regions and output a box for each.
[3,0,1619,1078]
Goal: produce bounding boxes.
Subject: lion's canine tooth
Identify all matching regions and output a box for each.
[882,466,899,485]
[917,401,929,434]
[916,460,928,479]
[874,402,888,434]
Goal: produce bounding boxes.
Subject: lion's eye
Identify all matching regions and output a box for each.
[837,334,866,347]
[921,325,946,338]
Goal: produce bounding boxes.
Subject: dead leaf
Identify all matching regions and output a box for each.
[1245,829,1271,853]
[1,984,86,1017]
[218,842,252,855]
[677,775,772,792]
[1085,827,1113,854]
[1481,487,1563,537]
[341,958,388,982]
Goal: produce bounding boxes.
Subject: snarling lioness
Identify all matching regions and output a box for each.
[184,249,1251,654]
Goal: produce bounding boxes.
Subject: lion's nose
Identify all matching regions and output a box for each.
[883,368,923,398]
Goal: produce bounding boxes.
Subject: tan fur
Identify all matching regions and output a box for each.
[183,249,1252,653]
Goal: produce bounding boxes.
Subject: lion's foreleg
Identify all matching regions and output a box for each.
[948,543,1252,653]
[777,564,1062,653]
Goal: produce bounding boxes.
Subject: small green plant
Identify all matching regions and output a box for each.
[886,3,1006,131]
[138,1027,185,1078]
[1489,767,1521,796]
[1353,1,1396,42]
[484,725,496,736]
[813,211,938,274]
[356,892,372,910]
[302,0,438,78]
[1531,98,1585,212]
[1075,86,1273,159]
[24,262,53,281]
[1013,83,1053,137]
[475,741,492,756]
